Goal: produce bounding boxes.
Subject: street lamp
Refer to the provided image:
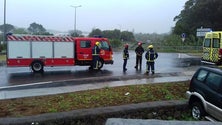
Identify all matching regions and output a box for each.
[70,5,81,37]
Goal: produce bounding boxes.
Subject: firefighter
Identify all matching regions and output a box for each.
[92,41,101,70]
[145,45,158,74]
[123,44,129,72]
[134,42,144,70]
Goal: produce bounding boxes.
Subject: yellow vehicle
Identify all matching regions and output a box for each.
[202,31,222,65]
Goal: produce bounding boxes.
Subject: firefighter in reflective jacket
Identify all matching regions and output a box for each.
[145,45,158,74]
[92,42,101,70]
[123,44,129,72]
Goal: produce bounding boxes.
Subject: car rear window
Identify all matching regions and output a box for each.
[213,38,220,48]
[205,72,222,91]
[196,69,208,82]
[203,39,211,47]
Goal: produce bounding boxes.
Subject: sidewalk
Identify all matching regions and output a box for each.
[106,119,222,125]
[0,71,194,100]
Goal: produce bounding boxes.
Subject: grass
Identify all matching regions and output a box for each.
[0,81,189,118]
[0,55,6,61]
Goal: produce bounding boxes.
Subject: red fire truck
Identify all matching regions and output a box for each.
[6,34,114,72]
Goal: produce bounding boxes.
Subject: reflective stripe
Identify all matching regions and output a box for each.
[147,53,154,62]
[147,51,156,62]
[123,54,127,59]
[94,48,97,55]
[147,60,154,62]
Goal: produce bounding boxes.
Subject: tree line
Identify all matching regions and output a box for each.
[0,22,52,35]
[0,22,136,51]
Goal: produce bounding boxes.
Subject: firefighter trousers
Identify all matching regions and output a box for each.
[146,61,155,74]
[135,56,142,69]
[123,59,128,71]
[93,55,99,70]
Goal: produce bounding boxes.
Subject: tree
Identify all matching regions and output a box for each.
[173,0,222,37]
[27,22,47,35]
[69,30,83,37]
[0,24,15,33]
[102,29,121,39]
[88,28,135,49]
[88,28,103,37]
[134,33,166,44]
[109,39,122,48]
[120,31,135,42]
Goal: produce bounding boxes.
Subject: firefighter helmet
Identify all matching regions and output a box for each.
[95,42,100,46]
[138,42,142,46]
[148,45,153,49]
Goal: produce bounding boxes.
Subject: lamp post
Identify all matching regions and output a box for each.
[70,5,81,37]
[3,0,6,44]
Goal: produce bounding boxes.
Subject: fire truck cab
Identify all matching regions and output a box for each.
[7,34,113,73]
[74,37,113,67]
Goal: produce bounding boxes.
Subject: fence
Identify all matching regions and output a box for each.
[155,46,202,53]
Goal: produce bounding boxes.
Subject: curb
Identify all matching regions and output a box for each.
[0,100,188,125]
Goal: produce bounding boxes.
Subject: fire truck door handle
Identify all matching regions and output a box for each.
[80,52,84,54]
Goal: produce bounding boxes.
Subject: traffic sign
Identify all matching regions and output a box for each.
[181,33,186,38]
[181,33,185,42]
[196,28,212,37]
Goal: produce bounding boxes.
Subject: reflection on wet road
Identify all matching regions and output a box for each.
[0,51,200,87]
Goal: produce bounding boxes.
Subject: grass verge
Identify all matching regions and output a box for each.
[0,81,189,118]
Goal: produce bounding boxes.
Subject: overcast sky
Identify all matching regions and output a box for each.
[0,0,187,34]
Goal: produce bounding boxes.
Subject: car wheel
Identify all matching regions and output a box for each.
[191,102,205,120]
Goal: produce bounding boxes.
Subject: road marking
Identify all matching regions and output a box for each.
[0,81,53,90]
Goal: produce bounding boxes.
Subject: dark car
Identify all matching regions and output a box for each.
[186,66,222,121]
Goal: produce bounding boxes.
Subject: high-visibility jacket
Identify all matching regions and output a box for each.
[145,49,158,62]
[92,45,100,56]
[123,48,129,59]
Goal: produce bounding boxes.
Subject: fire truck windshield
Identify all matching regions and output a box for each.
[100,41,110,50]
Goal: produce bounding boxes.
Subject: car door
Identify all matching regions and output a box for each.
[211,38,220,63]
[217,86,222,121]
[202,38,211,61]
[76,39,92,61]
[99,40,112,62]
[204,72,222,120]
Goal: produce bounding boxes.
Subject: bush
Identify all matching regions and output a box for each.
[109,39,122,48]
[0,43,6,53]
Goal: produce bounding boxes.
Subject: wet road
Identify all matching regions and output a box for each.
[0,51,200,87]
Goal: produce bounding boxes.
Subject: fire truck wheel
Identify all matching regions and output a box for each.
[31,61,44,73]
[98,60,104,69]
